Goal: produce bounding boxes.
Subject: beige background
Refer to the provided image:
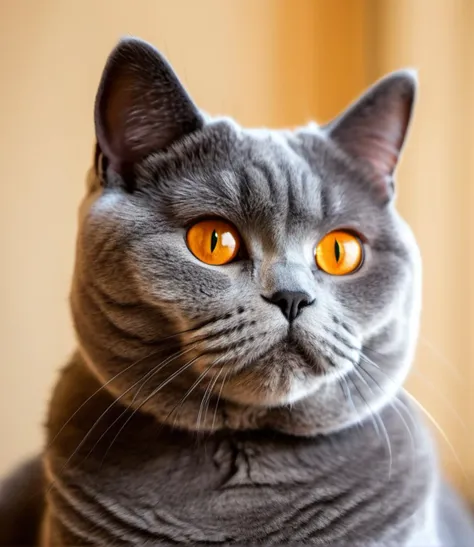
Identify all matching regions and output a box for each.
[1,0,473,502]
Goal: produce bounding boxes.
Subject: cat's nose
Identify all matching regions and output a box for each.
[264,290,314,322]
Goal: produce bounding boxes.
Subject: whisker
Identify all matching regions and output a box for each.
[46,322,215,453]
[362,350,465,430]
[338,375,361,429]
[99,354,204,466]
[45,349,163,450]
[419,334,463,382]
[359,353,466,478]
[47,344,199,498]
[338,378,348,403]
[359,356,416,429]
[196,371,215,431]
[44,315,236,494]
[359,353,432,436]
[350,369,393,479]
[357,362,416,461]
[347,370,380,437]
[164,361,219,430]
[197,365,223,431]
[212,367,230,431]
[82,344,199,463]
[402,388,467,479]
[361,348,430,438]
[361,351,462,435]
[359,355,419,423]
[364,335,463,382]
[409,367,466,431]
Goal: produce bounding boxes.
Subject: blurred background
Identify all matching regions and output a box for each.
[1,0,473,502]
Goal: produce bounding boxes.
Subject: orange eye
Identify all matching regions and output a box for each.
[315,231,363,275]
[186,219,241,265]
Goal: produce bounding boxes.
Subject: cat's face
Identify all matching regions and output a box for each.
[72,39,421,432]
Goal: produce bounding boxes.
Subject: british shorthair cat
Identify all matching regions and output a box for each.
[1,37,474,546]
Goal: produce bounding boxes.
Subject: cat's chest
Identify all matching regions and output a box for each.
[49,426,433,545]
[85,437,327,542]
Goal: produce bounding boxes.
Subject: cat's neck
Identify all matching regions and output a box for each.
[44,353,438,545]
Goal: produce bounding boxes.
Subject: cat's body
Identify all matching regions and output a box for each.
[1,38,474,545]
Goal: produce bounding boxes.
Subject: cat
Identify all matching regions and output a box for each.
[1,36,474,546]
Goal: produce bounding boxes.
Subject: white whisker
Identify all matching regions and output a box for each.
[82,345,200,464]
[46,348,163,450]
[358,361,416,469]
[402,388,467,479]
[169,361,218,429]
[212,367,231,430]
[360,352,465,476]
[419,335,463,382]
[100,354,203,464]
[198,365,224,430]
[351,368,393,479]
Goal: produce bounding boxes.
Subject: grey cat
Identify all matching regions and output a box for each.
[1,37,473,546]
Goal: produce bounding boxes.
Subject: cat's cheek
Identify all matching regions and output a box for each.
[331,255,409,323]
[132,257,228,305]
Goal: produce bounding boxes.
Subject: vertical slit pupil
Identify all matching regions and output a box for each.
[334,240,340,262]
[210,230,219,253]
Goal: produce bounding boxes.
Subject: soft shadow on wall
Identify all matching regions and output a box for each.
[0,0,473,503]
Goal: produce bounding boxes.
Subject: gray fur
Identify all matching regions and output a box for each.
[1,37,473,545]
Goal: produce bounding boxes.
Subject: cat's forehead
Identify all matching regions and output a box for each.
[231,130,327,221]
[139,121,378,239]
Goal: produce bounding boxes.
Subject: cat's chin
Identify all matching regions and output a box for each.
[216,341,341,408]
[220,373,326,408]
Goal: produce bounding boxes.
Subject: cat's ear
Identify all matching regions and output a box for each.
[94,37,203,175]
[326,70,417,201]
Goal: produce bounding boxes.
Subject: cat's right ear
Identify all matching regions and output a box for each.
[94,37,203,177]
[325,70,417,202]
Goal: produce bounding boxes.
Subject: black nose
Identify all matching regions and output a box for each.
[265,290,314,322]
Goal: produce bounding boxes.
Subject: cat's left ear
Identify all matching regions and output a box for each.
[94,37,203,177]
[326,70,417,201]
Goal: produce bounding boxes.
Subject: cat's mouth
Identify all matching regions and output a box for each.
[213,329,357,407]
[187,311,361,407]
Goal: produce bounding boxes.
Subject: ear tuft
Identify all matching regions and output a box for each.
[94,37,203,175]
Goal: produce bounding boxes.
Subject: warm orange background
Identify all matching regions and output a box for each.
[1,0,473,502]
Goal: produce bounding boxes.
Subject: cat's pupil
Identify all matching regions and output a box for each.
[210,230,218,253]
[334,240,341,262]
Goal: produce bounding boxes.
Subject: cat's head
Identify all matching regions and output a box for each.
[71,38,421,434]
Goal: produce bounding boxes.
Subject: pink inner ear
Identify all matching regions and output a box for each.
[328,72,415,199]
[344,129,402,178]
[103,77,135,167]
[94,39,203,175]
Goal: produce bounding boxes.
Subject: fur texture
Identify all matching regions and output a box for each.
[1,38,473,545]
